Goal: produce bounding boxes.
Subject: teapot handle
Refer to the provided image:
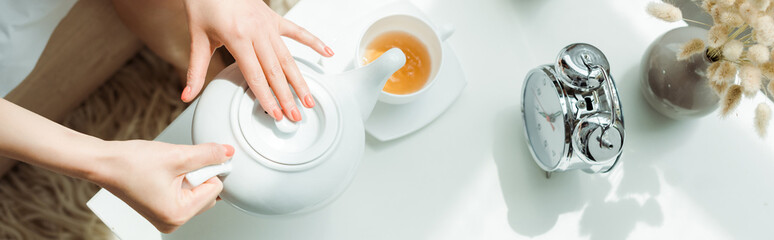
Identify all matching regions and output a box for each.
[184,161,233,188]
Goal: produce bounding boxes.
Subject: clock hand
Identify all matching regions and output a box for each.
[533,90,555,131]
[548,111,561,123]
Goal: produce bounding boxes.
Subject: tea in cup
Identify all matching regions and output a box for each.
[357,14,454,104]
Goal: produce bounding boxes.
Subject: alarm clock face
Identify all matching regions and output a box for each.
[522,68,568,170]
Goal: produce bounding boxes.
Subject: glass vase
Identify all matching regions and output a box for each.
[641,26,719,119]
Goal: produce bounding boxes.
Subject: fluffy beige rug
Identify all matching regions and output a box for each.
[0,1,297,238]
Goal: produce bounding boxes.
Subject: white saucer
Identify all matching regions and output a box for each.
[320,2,467,141]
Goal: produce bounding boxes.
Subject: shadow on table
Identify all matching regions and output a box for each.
[492,107,663,239]
[617,63,774,238]
[490,109,585,237]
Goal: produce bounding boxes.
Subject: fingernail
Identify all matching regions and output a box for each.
[291,108,302,122]
[223,144,234,157]
[181,86,191,101]
[325,46,334,57]
[272,108,283,121]
[283,108,293,121]
[304,95,315,108]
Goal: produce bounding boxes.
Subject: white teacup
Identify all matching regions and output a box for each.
[357,14,454,105]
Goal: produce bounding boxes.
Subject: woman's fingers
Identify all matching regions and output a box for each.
[177,143,233,173]
[226,41,283,121]
[183,17,328,121]
[280,20,333,57]
[189,177,222,216]
[272,36,315,109]
[254,39,302,122]
[182,33,214,103]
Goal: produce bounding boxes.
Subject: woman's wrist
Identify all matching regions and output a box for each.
[0,99,115,184]
[81,139,112,185]
[55,132,115,185]
[79,139,129,188]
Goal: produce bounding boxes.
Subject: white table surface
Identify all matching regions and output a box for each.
[88,0,774,239]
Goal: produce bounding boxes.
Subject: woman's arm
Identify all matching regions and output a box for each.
[0,0,144,178]
[0,98,110,179]
[0,98,233,233]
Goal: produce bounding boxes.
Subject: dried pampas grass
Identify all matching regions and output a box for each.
[707,61,721,78]
[648,0,774,137]
[714,9,745,26]
[769,79,774,95]
[708,24,732,47]
[678,38,706,60]
[755,103,772,137]
[722,84,745,116]
[718,61,738,84]
[718,0,738,6]
[723,39,744,61]
[647,2,683,22]
[708,61,737,84]
[761,61,774,79]
[750,0,772,11]
[740,64,763,97]
[702,0,715,12]
[754,16,774,46]
[748,44,771,64]
[710,77,730,94]
[739,2,763,24]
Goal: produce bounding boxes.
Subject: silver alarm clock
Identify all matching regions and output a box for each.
[521,43,624,177]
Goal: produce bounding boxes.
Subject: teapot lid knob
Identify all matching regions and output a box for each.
[274,116,299,134]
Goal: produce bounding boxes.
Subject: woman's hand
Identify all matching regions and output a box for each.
[180,0,334,122]
[96,141,234,233]
[0,99,234,233]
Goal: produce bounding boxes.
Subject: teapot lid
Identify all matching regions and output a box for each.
[235,79,340,166]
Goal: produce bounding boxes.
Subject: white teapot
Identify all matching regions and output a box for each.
[185,48,406,215]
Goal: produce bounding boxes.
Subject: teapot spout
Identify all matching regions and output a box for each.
[337,48,405,120]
